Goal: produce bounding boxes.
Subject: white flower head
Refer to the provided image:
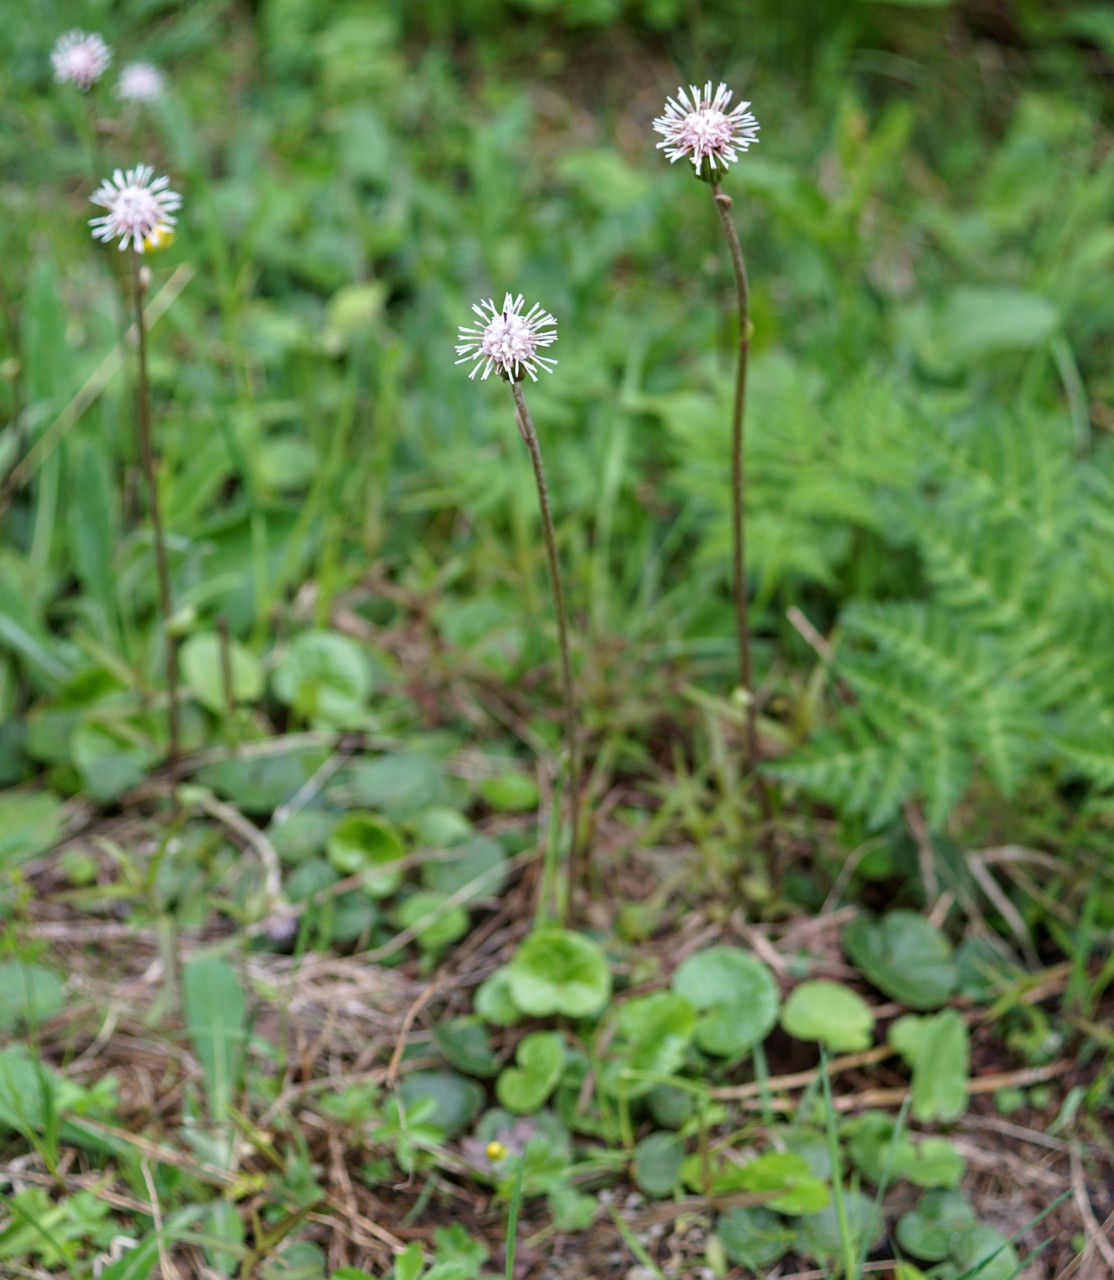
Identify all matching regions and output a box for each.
[654,80,760,176]
[89,165,181,253]
[455,293,557,383]
[51,29,112,91]
[117,62,164,103]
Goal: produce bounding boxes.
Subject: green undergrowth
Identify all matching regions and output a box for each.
[1,0,1113,1275]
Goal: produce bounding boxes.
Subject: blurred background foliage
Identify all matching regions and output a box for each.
[0,0,1113,842]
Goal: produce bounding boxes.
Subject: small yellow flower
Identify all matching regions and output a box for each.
[485,1140,508,1162]
[143,228,175,253]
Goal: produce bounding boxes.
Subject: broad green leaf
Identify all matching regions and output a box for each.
[732,1151,830,1215]
[896,1187,978,1259]
[203,1198,244,1276]
[197,746,329,815]
[506,928,611,1019]
[478,771,538,812]
[473,967,520,1026]
[394,891,469,952]
[781,980,874,1051]
[326,812,405,896]
[799,1190,883,1262]
[433,1018,498,1078]
[890,1010,970,1121]
[716,1206,793,1268]
[843,911,958,1008]
[182,957,246,1128]
[271,629,373,728]
[422,835,508,900]
[180,632,264,713]
[604,991,696,1097]
[672,946,779,1056]
[67,437,118,643]
[496,1031,566,1113]
[345,753,445,820]
[398,1071,482,1139]
[633,1131,684,1198]
[949,1222,1020,1280]
[0,961,64,1030]
[846,1111,964,1188]
[0,790,64,869]
[934,286,1059,366]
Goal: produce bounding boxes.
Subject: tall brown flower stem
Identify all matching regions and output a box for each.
[710,180,759,773]
[131,253,181,788]
[509,380,583,913]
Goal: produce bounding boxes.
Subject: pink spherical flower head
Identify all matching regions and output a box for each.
[654,80,760,177]
[89,165,181,253]
[455,293,558,383]
[117,62,164,103]
[51,29,112,91]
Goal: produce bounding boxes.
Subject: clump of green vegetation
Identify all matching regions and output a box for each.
[0,1,1111,1277]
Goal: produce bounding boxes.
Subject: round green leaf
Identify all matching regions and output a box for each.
[398,1071,482,1139]
[180,632,264,713]
[259,437,319,492]
[422,835,508,900]
[895,1190,974,1262]
[717,1206,793,1268]
[647,1084,696,1129]
[0,961,64,1030]
[733,1151,830,1215]
[799,1190,883,1262]
[633,1132,684,1199]
[843,911,958,1009]
[604,992,696,1097]
[346,753,444,820]
[394,891,469,952]
[496,1031,566,1113]
[479,771,539,813]
[672,946,779,1056]
[267,807,335,865]
[434,1018,498,1078]
[506,928,611,1019]
[327,813,405,897]
[781,980,874,1051]
[474,968,521,1026]
[271,629,373,728]
[949,1222,1019,1280]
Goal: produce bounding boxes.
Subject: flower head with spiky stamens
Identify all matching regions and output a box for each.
[653,80,759,177]
[89,165,181,253]
[51,29,111,91]
[116,62,164,103]
[455,293,558,383]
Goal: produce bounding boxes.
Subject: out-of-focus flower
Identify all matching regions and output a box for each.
[455,293,557,383]
[653,81,759,176]
[89,165,181,253]
[117,62,164,103]
[51,30,112,91]
[143,228,175,254]
[460,1117,540,1172]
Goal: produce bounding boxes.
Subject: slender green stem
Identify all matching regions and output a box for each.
[509,380,583,914]
[131,253,181,786]
[710,180,758,772]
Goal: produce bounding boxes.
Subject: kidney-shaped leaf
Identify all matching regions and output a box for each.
[496,1031,566,1113]
[781,979,874,1051]
[717,1205,793,1268]
[507,928,611,1019]
[672,946,779,1056]
[843,911,958,1009]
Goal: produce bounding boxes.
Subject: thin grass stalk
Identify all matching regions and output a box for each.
[710,180,758,772]
[130,253,181,784]
[509,380,583,912]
